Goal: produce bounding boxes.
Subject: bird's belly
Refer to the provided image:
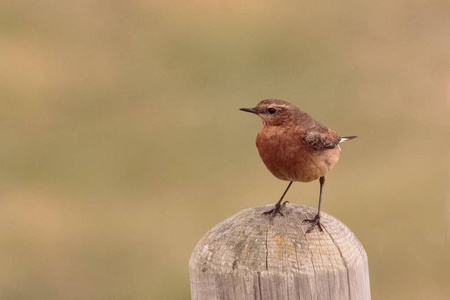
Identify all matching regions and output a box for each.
[256,134,340,182]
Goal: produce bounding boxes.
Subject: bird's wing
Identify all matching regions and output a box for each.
[304,127,341,150]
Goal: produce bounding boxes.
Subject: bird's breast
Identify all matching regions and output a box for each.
[256,127,340,182]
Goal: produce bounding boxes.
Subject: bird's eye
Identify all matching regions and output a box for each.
[268,108,277,114]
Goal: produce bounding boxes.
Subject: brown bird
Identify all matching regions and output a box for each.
[240,99,356,233]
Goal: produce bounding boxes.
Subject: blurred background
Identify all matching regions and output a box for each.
[1,0,450,299]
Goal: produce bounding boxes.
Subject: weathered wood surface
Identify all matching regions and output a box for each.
[189,204,370,300]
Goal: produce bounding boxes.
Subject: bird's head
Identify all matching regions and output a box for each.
[240,99,301,126]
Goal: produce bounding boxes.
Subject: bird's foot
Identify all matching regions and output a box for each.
[262,201,289,217]
[302,213,323,233]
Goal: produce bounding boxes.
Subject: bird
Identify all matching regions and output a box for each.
[240,99,356,233]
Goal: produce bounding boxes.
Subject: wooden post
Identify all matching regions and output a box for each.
[189,204,370,300]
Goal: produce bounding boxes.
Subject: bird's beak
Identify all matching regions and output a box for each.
[239,107,258,114]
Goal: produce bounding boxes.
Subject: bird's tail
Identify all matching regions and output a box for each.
[340,136,357,143]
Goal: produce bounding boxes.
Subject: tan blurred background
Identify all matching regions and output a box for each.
[1,0,450,299]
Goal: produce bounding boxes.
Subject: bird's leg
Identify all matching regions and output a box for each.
[303,176,325,233]
[262,181,293,216]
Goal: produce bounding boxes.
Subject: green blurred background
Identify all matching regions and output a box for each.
[1,0,450,299]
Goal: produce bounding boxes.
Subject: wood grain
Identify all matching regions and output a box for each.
[189,204,370,300]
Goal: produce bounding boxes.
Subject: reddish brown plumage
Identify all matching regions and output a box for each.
[240,99,356,232]
[256,126,340,182]
[244,99,342,182]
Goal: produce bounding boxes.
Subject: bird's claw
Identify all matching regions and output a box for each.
[302,214,323,233]
[262,201,289,216]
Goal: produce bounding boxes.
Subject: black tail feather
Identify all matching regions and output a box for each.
[341,136,357,141]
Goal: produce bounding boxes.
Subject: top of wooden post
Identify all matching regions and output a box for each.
[190,204,370,300]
